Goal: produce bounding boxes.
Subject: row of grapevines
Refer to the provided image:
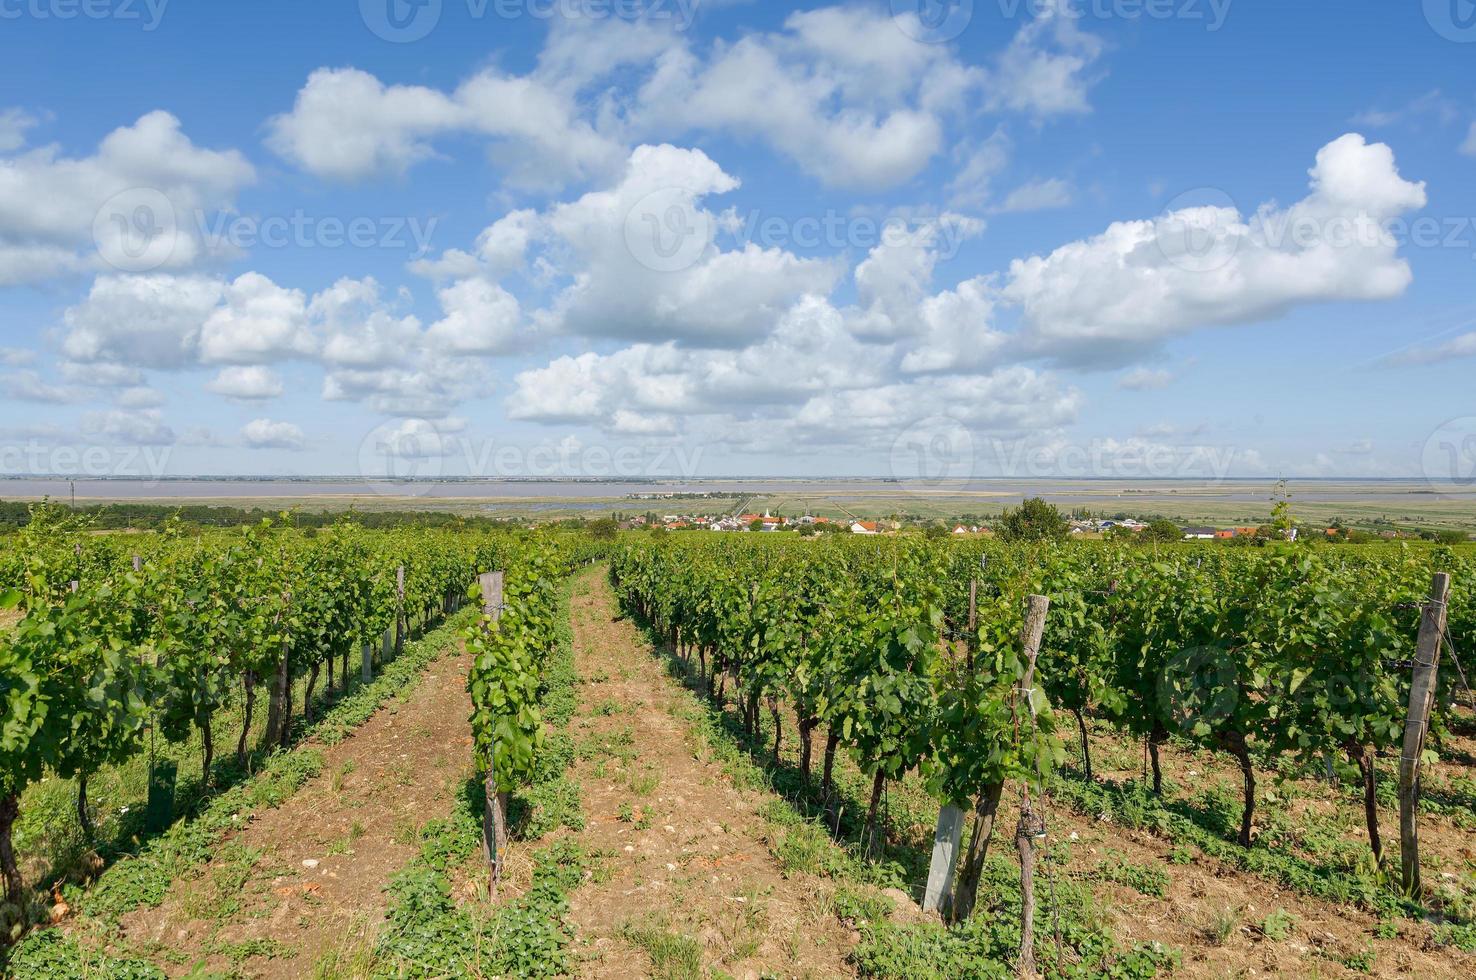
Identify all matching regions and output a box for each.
[464,534,602,889]
[610,533,1470,914]
[610,534,1060,918]
[0,504,521,911]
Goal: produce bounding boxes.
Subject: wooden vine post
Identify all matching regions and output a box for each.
[394,565,406,658]
[966,578,978,671]
[1015,594,1051,980]
[923,804,964,916]
[922,577,980,917]
[939,591,1050,927]
[1399,571,1451,896]
[479,570,508,897]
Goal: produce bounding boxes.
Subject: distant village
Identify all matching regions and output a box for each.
[613,510,1444,542]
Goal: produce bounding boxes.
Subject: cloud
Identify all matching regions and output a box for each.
[61,271,314,371]
[367,418,457,459]
[1351,90,1459,129]
[1,370,83,404]
[0,108,38,153]
[312,277,423,368]
[267,7,1091,194]
[60,361,144,388]
[61,274,224,369]
[241,418,305,450]
[996,177,1074,213]
[1384,330,1476,365]
[82,408,175,446]
[1117,367,1173,390]
[266,66,624,189]
[115,386,165,409]
[1001,133,1427,365]
[1333,438,1374,456]
[947,130,1012,209]
[205,366,284,400]
[198,272,314,365]
[0,111,254,285]
[0,347,35,367]
[983,2,1104,117]
[534,144,840,347]
[1463,122,1476,158]
[424,277,523,354]
[630,7,973,190]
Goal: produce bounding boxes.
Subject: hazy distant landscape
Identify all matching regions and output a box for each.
[5,476,1476,533]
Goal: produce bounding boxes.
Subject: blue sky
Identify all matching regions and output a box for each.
[1,0,1474,482]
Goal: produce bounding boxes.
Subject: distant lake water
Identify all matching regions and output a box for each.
[0,477,1463,505]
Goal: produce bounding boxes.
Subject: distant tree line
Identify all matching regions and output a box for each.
[0,500,522,532]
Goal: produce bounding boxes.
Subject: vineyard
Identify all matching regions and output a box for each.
[2,517,1476,977]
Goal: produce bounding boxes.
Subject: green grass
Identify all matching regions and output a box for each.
[1258,908,1296,942]
[620,923,706,980]
[1095,856,1170,899]
[1051,774,1424,921]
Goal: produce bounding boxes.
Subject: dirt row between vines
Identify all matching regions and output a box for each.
[76,568,861,979]
[112,646,478,979]
[561,568,859,979]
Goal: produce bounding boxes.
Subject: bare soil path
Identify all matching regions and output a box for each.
[112,643,477,978]
[562,568,857,980]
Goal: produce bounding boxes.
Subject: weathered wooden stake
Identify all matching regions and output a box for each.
[394,565,406,658]
[966,578,978,670]
[925,577,976,915]
[479,570,508,898]
[923,804,964,915]
[1015,593,1051,980]
[1399,571,1451,896]
[951,594,1051,925]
